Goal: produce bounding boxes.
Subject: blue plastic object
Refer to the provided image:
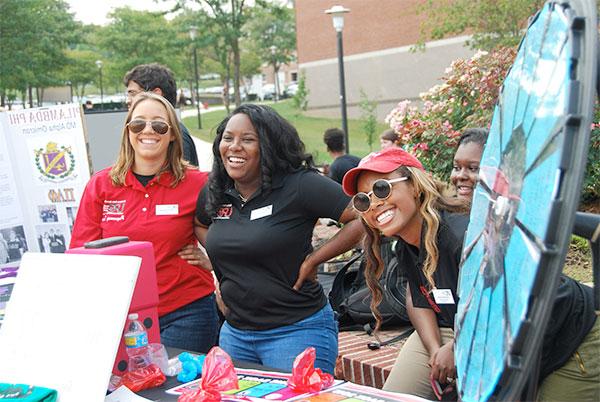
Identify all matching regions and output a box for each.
[177,352,206,383]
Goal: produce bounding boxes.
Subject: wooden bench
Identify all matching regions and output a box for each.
[335,327,411,389]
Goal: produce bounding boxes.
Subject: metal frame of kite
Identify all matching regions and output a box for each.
[454,0,598,401]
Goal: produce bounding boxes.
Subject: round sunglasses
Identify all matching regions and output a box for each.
[352,177,408,212]
[127,119,171,135]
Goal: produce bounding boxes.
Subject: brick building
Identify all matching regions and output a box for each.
[294,0,474,120]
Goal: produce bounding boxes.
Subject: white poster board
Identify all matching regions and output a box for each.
[0,252,141,402]
[0,104,91,268]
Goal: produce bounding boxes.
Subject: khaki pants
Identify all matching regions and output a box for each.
[538,318,600,402]
[383,327,455,400]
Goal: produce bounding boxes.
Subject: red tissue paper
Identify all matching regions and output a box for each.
[120,364,166,392]
[287,347,334,393]
[178,347,239,402]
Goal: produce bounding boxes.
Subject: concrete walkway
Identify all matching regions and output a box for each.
[192,136,213,171]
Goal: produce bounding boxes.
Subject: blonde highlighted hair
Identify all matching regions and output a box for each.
[110,92,187,187]
[361,166,468,330]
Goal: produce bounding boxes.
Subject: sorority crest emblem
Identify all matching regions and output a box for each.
[34,142,76,182]
[215,204,233,219]
[102,200,126,222]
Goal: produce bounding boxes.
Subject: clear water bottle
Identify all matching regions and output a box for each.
[124,313,151,371]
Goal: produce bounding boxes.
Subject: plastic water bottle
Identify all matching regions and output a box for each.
[124,313,151,371]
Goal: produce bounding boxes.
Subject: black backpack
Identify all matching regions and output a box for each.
[328,238,410,330]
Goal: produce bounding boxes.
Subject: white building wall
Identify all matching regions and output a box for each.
[299,36,475,120]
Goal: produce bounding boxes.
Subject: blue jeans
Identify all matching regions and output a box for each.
[159,294,219,353]
[219,304,338,374]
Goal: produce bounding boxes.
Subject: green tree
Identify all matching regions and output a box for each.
[94,8,185,91]
[0,0,77,106]
[359,89,377,152]
[246,2,296,99]
[59,49,103,100]
[292,72,309,112]
[415,0,545,50]
[174,0,256,107]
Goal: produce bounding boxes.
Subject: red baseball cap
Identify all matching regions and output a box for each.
[342,148,425,195]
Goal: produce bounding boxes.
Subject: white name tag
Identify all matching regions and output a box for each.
[250,205,273,220]
[155,204,179,215]
[432,289,455,305]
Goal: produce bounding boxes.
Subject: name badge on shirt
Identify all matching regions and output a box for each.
[432,289,455,305]
[250,205,273,220]
[155,204,179,215]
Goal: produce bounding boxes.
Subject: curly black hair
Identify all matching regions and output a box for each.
[458,127,488,148]
[206,104,315,217]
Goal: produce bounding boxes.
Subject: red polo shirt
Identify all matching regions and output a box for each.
[70,167,214,316]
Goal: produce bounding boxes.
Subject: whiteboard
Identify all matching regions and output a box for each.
[0,252,140,402]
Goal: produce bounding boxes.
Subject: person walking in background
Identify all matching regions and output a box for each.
[70,92,218,353]
[195,105,363,374]
[124,63,199,167]
[323,128,361,184]
[380,129,400,150]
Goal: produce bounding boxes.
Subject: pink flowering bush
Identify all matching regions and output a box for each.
[386,47,599,204]
[585,105,600,204]
[385,48,517,180]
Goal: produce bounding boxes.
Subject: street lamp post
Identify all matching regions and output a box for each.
[189,26,202,129]
[270,45,279,102]
[325,5,350,153]
[95,59,104,111]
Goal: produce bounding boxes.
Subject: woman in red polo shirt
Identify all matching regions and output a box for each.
[70,92,218,353]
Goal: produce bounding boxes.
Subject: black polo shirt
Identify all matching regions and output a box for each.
[196,169,350,330]
[397,211,469,328]
[540,275,596,381]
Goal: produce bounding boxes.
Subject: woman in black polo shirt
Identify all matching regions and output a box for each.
[341,147,469,399]
[195,104,363,374]
[450,128,599,402]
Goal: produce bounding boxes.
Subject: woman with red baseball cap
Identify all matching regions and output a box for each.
[342,147,469,399]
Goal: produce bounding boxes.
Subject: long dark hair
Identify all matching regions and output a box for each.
[362,166,468,330]
[206,104,315,216]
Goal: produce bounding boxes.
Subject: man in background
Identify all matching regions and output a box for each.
[124,63,199,167]
[323,128,360,184]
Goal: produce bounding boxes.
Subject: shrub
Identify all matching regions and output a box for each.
[292,72,309,112]
[584,104,600,204]
[385,46,600,204]
[386,48,517,181]
[359,89,378,152]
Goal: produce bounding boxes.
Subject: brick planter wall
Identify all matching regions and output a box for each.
[335,327,411,389]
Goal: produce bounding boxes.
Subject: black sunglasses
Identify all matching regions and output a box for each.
[127,119,171,135]
[352,177,408,212]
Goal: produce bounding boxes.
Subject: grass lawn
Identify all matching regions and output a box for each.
[564,236,594,283]
[182,99,390,165]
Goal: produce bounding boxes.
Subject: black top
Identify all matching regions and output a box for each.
[179,122,199,167]
[196,169,350,330]
[397,211,469,328]
[328,154,361,184]
[133,173,155,187]
[539,275,596,381]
